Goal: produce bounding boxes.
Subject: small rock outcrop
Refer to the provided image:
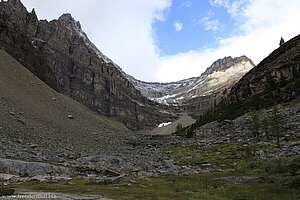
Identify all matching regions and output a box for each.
[0,187,15,197]
[0,158,72,176]
[280,37,285,46]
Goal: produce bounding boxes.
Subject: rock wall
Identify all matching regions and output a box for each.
[226,34,300,105]
[180,90,227,117]
[0,0,176,130]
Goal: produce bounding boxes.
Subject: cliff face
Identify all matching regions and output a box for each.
[227,34,300,105]
[0,0,176,130]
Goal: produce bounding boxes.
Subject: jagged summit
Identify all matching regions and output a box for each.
[3,0,25,11]
[6,0,22,6]
[58,13,74,21]
[58,13,82,29]
[56,12,124,72]
[190,33,300,131]
[204,56,233,75]
[203,55,254,75]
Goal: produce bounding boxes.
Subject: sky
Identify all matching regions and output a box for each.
[21,0,300,82]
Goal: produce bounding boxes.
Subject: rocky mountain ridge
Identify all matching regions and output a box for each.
[0,0,177,130]
[128,56,254,105]
[127,56,254,116]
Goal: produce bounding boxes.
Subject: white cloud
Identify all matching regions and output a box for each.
[203,19,221,32]
[199,11,222,32]
[157,49,218,82]
[21,0,300,82]
[21,0,171,81]
[156,0,300,82]
[178,0,193,9]
[209,0,249,17]
[174,21,183,31]
[209,0,229,8]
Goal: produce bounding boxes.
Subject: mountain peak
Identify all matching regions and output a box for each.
[58,13,81,29]
[203,55,253,76]
[3,0,26,13]
[203,56,233,75]
[58,13,74,21]
[8,0,22,6]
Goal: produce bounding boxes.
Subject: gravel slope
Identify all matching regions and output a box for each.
[0,49,188,182]
[0,49,132,162]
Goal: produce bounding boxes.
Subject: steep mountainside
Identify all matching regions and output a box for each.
[226,34,300,105]
[190,33,300,131]
[0,49,131,161]
[128,56,254,116]
[0,0,176,130]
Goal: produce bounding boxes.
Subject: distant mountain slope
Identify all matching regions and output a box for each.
[128,56,255,116]
[128,56,254,105]
[0,49,131,160]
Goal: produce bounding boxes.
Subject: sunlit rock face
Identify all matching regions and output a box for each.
[128,56,255,116]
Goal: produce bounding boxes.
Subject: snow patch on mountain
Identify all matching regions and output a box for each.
[158,122,172,128]
[127,56,255,105]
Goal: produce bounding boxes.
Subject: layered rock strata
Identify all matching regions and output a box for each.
[226,34,300,105]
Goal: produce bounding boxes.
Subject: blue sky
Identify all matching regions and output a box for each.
[154,0,231,56]
[22,0,300,82]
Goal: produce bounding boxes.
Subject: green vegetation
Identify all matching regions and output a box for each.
[248,106,283,146]
[12,79,300,199]
[174,123,185,136]
[14,142,300,199]
[163,142,300,189]
[174,123,194,138]
[271,106,282,147]
[14,172,300,200]
[284,95,300,107]
[165,143,262,172]
[186,78,299,136]
[250,110,260,139]
[262,157,300,177]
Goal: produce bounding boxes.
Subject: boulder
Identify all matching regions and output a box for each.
[0,158,72,177]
